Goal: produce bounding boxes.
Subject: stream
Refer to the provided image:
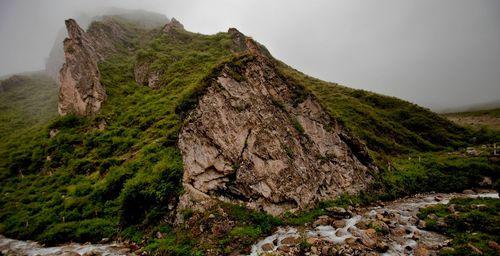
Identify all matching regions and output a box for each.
[250,190,498,256]
[0,237,131,256]
[1,191,497,256]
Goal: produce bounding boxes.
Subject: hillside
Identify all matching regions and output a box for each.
[0,13,498,255]
[0,72,58,180]
[443,108,500,131]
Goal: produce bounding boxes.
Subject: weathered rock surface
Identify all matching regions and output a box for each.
[134,58,161,89]
[162,17,184,34]
[178,40,375,215]
[58,19,106,116]
[45,10,169,81]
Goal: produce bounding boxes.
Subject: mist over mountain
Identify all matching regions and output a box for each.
[1,0,500,111]
[0,2,499,256]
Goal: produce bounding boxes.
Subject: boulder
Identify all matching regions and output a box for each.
[280,236,298,245]
[488,241,500,251]
[414,245,430,256]
[261,243,274,251]
[332,219,346,229]
[325,207,352,219]
[417,220,427,229]
[313,216,331,227]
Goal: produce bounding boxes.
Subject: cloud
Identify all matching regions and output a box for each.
[1,0,499,111]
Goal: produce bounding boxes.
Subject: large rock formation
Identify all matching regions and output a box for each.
[58,19,106,116]
[58,13,161,115]
[162,17,184,34]
[178,40,376,215]
[45,10,169,82]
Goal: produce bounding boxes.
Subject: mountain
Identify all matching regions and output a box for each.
[0,72,58,139]
[44,9,169,81]
[0,11,497,255]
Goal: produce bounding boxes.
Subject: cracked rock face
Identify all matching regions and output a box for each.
[179,53,375,215]
[162,17,184,34]
[58,19,106,116]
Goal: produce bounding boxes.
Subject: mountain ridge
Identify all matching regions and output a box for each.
[0,11,497,255]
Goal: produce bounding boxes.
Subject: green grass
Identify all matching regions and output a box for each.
[0,13,498,254]
[284,150,499,226]
[275,62,485,157]
[374,151,499,200]
[0,19,237,245]
[444,108,500,118]
[418,197,500,256]
[443,108,500,132]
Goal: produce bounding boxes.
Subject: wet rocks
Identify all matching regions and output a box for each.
[313,216,332,227]
[332,220,346,229]
[463,189,475,194]
[414,245,430,256]
[325,207,352,219]
[417,219,427,229]
[260,242,274,251]
[251,192,500,256]
[280,236,298,245]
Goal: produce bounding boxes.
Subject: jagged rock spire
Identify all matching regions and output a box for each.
[58,19,106,116]
[162,17,184,34]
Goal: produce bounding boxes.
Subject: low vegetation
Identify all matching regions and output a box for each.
[444,108,500,131]
[275,62,492,157]
[418,197,500,256]
[0,22,236,245]
[0,15,499,255]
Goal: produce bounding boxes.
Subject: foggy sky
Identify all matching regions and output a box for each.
[1,0,499,111]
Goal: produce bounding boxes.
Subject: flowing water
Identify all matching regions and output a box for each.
[250,191,498,256]
[1,191,497,256]
[0,237,131,256]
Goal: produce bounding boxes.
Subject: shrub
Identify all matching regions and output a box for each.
[38,218,117,245]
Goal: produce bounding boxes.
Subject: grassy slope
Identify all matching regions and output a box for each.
[0,16,498,253]
[0,23,239,244]
[0,72,58,179]
[444,108,500,131]
[0,72,58,138]
[276,62,474,157]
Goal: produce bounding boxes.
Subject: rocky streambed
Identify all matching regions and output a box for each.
[1,191,497,256]
[250,190,498,256]
[0,237,131,256]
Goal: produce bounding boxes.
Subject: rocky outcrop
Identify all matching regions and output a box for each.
[58,19,106,116]
[162,18,184,34]
[178,41,375,215]
[227,28,247,53]
[134,60,161,89]
[45,10,168,81]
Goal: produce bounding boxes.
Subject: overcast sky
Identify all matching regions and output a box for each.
[1,0,499,111]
